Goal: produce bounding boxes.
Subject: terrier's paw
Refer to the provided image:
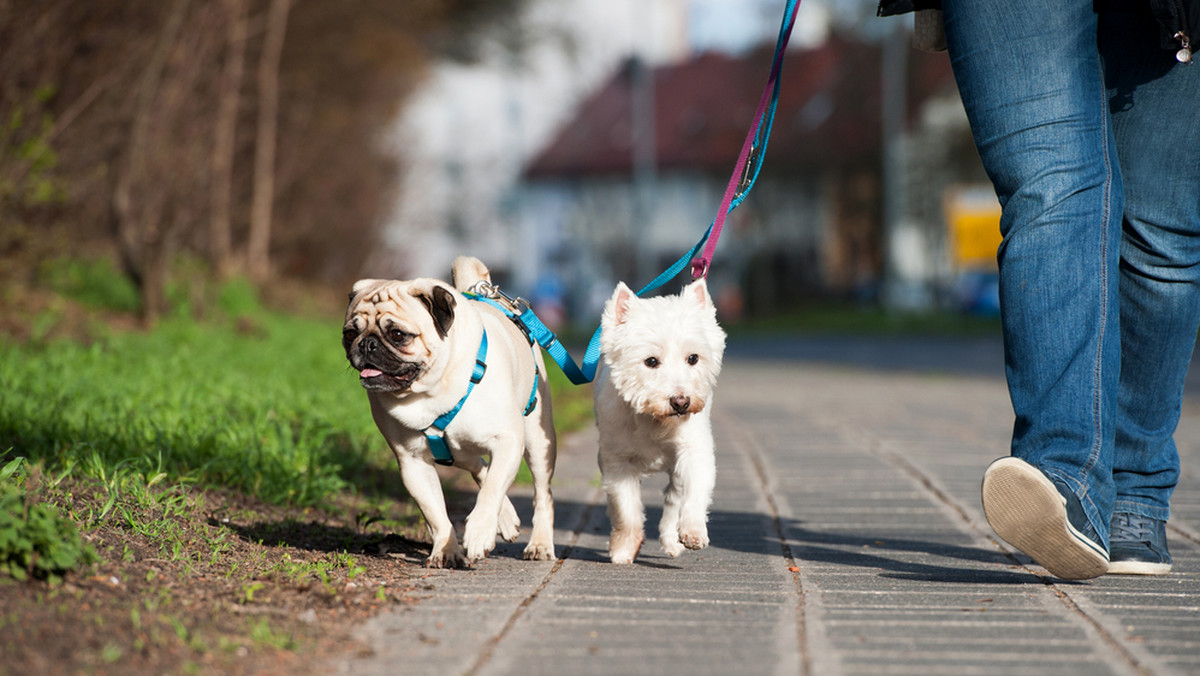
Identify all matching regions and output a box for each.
[661,536,685,558]
[679,525,709,551]
[522,540,556,561]
[608,527,645,564]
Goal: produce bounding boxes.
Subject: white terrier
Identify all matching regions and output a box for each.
[593,278,727,564]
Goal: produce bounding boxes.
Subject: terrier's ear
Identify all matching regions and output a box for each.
[411,284,457,339]
[685,278,713,309]
[611,282,635,325]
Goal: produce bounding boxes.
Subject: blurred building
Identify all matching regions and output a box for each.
[514,34,981,324]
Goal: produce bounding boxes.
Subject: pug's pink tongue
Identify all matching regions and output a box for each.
[360,368,383,378]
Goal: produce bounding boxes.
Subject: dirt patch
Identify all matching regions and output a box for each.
[0,476,438,676]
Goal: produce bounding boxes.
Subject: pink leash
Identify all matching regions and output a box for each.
[691,2,799,280]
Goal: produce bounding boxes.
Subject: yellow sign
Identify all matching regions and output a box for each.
[945,187,1002,269]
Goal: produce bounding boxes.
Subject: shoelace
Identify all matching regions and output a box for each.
[1110,512,1156,543]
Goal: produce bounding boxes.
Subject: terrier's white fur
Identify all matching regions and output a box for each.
[593,279,727,564]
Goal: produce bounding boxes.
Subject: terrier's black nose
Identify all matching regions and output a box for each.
[670,395,691,414]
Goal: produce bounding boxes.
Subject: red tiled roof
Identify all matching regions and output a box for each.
[524,35,954,178]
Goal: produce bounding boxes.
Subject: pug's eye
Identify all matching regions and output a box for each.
[686,354,699,366]
[342,329,357,347]
[388,329,411,346]
[644,357,660,369]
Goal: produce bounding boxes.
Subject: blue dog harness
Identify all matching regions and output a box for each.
[423,320,540,466]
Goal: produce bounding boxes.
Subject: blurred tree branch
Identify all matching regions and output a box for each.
[0,0,529,317]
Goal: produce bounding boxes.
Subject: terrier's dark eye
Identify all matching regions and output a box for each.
[644,357,660,369]
[388,329,411,345]
[686,354,700,366]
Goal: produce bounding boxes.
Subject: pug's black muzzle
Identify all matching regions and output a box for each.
[348,334,423,392]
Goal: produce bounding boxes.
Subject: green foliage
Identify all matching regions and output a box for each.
[217,277,263,318]
[36,257,142,313]
[1,85,66,210]
[0,474,98,583]
[0,311,383,507]
[545,366,594,438]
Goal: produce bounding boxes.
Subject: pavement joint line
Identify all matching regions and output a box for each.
[718,408,815,676]
[1166,521,1200,548]
[464,483,605,675]
[842,421,1162,676]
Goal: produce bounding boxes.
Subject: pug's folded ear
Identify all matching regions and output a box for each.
[349,279,385,304]
[411,284,456,339]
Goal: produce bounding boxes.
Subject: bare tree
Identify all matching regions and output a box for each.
[247,0,291,283]
[3,0,530,308]
[209,0,247,279]
[113,0,191,322]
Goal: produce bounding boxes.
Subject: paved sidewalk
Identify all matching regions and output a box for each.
[329,348,1200,676]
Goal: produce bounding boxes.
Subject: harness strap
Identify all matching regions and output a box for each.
[424,330,488,466]
[525,368,539,417]
[465,291,598,386]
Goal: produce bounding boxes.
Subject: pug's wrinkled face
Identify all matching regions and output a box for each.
[343,279,457,393]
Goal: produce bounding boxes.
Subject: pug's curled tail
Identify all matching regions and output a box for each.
[451,256,492,292]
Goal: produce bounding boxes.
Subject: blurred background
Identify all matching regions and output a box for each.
[0,0,1002,331]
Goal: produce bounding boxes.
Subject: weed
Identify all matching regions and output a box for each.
[36,257,141,314]
[249,618,296,651]
[100,643,122,663]
[0,478,97,583]
[240,581,266,604]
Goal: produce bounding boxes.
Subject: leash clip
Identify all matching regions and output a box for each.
[735,144,761,199]
[468,280,530,314]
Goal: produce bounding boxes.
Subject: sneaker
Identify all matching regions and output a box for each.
[1108,512,1172,575]
[981,457,1109,580]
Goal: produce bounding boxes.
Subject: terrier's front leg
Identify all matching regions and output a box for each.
[660,475,685,558]
[675,442,716,552]
[603,465,646,564]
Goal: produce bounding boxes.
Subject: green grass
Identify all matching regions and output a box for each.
[1,314,382,506]
[0,300,596,506]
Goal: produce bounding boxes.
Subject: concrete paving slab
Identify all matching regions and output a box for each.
[328,342,1200,676]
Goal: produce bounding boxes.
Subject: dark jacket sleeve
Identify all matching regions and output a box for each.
[877,0,942,17]
[1097,0,1198,55]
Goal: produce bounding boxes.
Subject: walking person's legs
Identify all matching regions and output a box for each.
[942,0,1121,579]
[1101,7,1200,574]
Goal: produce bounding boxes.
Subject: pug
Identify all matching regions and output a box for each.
[343,257,557,568]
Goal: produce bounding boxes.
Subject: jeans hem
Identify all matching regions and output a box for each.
[1043,468,1110,545]
[1112,500,1170,523]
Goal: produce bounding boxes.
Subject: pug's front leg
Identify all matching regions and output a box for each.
[462,437,523,563]
[457,455,521,543]
[398,452,466,568]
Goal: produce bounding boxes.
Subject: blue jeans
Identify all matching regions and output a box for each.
[943,0,1200,546]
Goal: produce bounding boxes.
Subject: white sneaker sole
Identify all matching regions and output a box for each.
[1106,560,1172,575]
[981,457,1109,580]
